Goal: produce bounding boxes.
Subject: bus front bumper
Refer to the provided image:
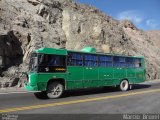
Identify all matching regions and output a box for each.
[24,83,39,91]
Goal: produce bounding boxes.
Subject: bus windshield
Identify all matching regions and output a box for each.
[29,53,38,72]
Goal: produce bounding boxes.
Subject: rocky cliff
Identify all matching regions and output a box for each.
[0,0,160,88]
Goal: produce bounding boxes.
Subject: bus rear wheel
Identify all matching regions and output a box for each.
[120,80,129,91]
[47,82,64,99]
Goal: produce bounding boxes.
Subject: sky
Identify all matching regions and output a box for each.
[77,0,160,31]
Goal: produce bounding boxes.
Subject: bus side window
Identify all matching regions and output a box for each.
[67,52,83,66]
[38,54,66,72]
[135,58,142,68]
[48,56,58,66]
[98,55,113,67]
[126,58,134,68]
[106,56,113,67]
[113,57,118,67]
[47,56,65,67]
[84,54,97,67]
[84,54,91,67]
[113,56,126,68]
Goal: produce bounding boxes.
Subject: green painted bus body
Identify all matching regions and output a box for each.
[25,47,146,91]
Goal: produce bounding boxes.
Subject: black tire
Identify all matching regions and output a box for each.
[47,82,64,99]
[34,91,47,99]
[119,80,129,91]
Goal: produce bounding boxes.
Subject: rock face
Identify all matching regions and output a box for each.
[146,31,160,48]
[0,0,159,87]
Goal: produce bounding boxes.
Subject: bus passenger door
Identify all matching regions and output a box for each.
[83,54,98,88]
[98,55,113,86]
[67,52,83,89]
[126,58,136,84]
[113,57,126,85]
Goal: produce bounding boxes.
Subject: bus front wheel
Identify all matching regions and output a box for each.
[47,81,64,99]
[120,80,129,91]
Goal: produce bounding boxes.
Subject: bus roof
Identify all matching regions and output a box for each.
[35,47,144,59]
[35,47,67,55]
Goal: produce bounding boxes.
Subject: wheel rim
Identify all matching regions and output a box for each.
[51,85,62,96]
[47,83,63,98]
[120,80,128,91]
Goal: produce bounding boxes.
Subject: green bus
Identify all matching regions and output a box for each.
[24,47,146,98]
